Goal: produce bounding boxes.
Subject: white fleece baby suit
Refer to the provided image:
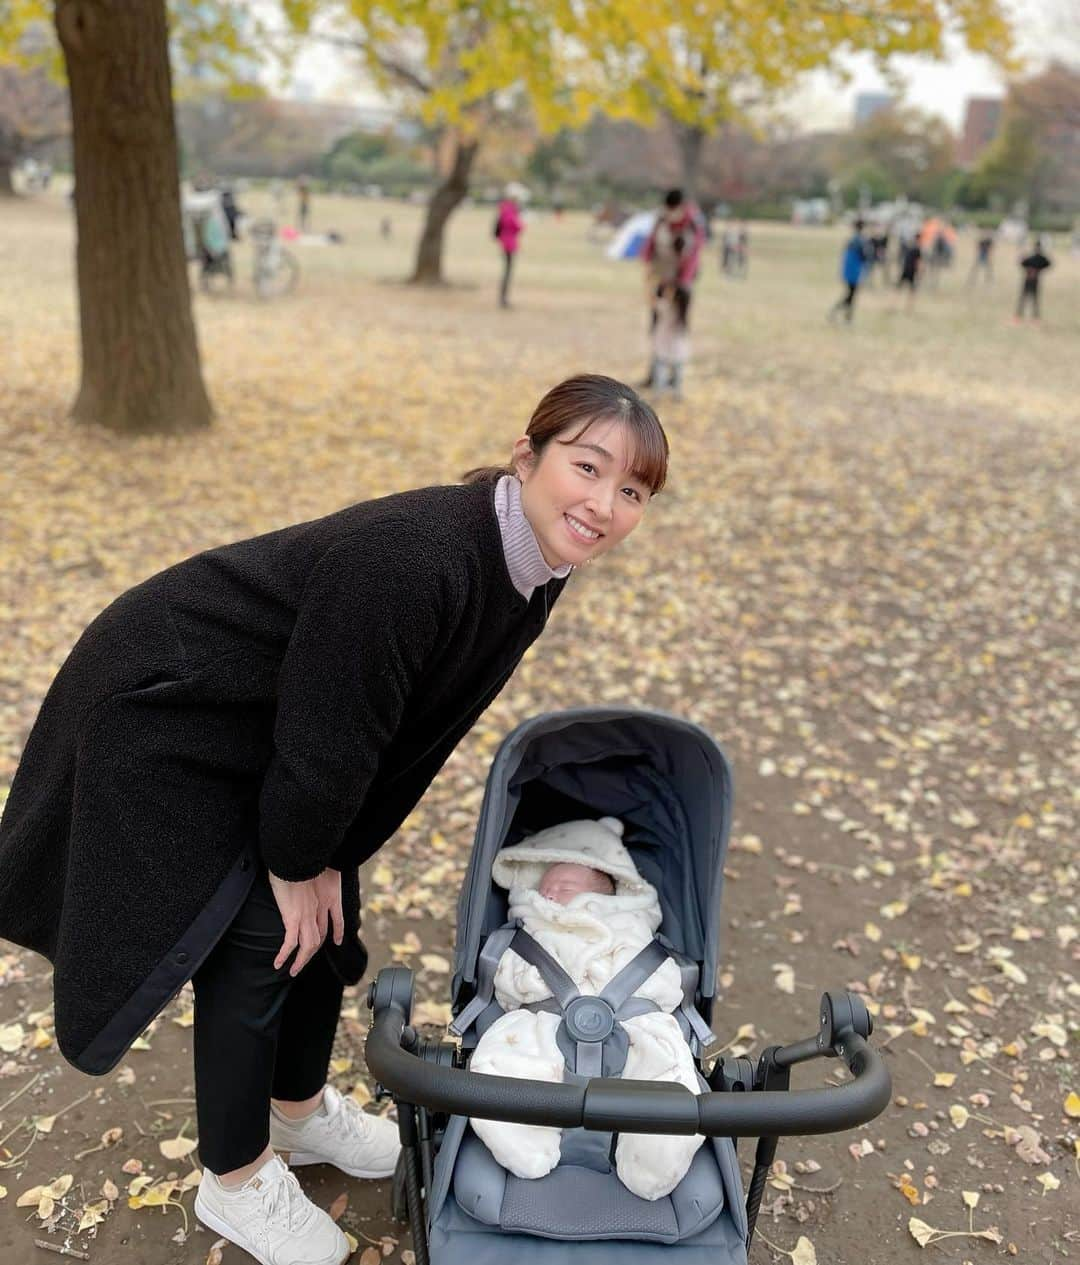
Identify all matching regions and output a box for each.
[469,817,705,1201]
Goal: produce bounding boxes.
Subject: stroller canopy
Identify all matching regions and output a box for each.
[452,707,734,1008]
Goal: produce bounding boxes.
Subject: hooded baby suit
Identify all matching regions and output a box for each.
[469,817,705,1201]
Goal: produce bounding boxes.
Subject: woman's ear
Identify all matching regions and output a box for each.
[511,436,535,480]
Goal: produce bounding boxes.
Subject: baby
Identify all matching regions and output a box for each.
[469,817,705,1202]
[537,860,614,903]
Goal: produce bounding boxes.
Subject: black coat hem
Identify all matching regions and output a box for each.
[66,847,258,1076]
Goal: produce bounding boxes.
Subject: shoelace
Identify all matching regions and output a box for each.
[256,1168,315,1234]
[329,1093,374,1142]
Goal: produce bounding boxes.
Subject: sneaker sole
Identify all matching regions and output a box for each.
[286,1150,397,1180]
[194,1196,350,1265]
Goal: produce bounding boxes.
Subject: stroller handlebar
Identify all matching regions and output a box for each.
[365,976,892,1139]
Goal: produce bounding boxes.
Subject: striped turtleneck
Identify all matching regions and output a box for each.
[494,474,573,600]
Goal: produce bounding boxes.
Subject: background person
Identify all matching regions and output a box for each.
[640,188,706,389]
[968,228,995,285]
[494,189,525,308]
[828,218,869,323]
[1013,238,1052,322]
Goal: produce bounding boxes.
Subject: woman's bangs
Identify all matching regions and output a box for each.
[557,412,668,495]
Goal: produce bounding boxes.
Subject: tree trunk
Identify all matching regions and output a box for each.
[410,132,479,285]
[55,0,212,434]
[673,122,706,202]
[0,129,19,196]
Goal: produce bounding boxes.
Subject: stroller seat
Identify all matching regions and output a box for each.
[428,1109,747,1264]
[453,1121,732,1242]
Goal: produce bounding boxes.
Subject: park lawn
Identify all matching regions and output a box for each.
[0,189,1077,1265]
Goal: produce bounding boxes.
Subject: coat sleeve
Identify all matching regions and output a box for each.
[258,527,458,881]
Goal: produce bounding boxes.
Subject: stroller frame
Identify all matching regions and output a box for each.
[369,975,888,1264]
[365,709,891,1263]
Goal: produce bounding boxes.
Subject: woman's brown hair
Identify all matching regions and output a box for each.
[462,374,669,494]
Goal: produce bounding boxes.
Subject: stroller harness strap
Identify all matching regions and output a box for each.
[450,922,716,1071]
[656,932,719,1053]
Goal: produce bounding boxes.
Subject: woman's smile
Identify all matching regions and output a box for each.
[564,513,602,543]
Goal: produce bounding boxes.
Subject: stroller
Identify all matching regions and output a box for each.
[366,708,890,1264]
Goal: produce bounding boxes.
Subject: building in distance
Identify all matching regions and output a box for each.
[958,96,1004,167]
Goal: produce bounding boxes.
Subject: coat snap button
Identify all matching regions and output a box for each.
[239,857,251,871]
[176,951,189,965]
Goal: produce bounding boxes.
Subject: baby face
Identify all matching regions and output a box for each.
[538,862,615,905]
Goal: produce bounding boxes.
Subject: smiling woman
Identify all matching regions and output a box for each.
[0,369,666,1265]
[464,373,669,569]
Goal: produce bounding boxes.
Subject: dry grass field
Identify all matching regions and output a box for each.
[1,187,1078,1265]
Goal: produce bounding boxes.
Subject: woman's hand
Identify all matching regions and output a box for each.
[268,868,343,976]
[313,867,345,948]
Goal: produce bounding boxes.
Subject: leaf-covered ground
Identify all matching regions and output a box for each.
[0,190,1077,1265]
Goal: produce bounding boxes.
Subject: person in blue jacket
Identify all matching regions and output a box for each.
[828,219,869,323]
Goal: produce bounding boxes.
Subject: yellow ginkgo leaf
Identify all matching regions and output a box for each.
[908,1217,936,1247]
[934,1072,956,1088]
[1036,1172,1060,1195]
[949,1104,970,1128]
[1064,1092,1080,1118]
[159,1135,198,1161]
[790,1236,817,1265]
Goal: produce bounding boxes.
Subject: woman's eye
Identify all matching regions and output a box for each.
[622,487,641,501]
[577,462,596,475]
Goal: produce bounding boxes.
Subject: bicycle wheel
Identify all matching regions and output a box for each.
[255,249,300,299]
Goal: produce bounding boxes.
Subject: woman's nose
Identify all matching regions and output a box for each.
[585,489,614,521]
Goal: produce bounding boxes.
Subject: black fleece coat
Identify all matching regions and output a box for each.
[0,481,566,1074]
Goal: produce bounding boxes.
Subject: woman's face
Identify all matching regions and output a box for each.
[513,418,651,569]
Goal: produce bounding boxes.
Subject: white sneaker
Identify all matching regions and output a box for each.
[194,1154,349,1265]
[270,1084,400,1180]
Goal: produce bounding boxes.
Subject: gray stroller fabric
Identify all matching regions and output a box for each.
[429,1118,748,1265]
[432,708,743,1263]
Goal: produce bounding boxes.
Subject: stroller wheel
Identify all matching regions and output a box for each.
[391,1149,409,1223]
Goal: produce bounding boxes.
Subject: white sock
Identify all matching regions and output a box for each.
[271,1095,326,1125]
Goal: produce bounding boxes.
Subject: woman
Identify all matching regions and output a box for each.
[0,374,668,1265]
[639,188,706,392]
[494,191,524,308]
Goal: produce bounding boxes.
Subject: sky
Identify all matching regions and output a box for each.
[781,0,1067,131]
[273,0,1076,135]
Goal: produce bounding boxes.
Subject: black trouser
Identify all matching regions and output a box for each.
[499,249,515,306]
[1016,280,1039,318]
[832,282,858,320]
[192,867,344,1174]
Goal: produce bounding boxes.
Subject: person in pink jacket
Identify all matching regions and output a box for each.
[495,191,525,308]
[640,189,706,394]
